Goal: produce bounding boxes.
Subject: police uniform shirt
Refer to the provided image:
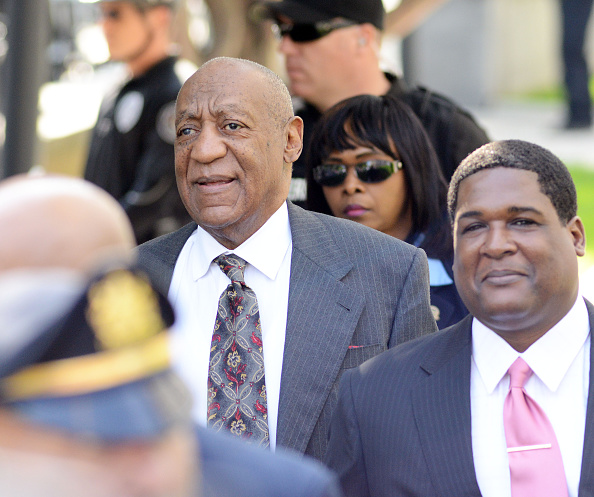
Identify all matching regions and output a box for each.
[84,56,192,243]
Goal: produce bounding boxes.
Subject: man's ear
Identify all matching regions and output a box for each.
[283,116,304,164]
[567,215,586,257]
[356,23,379,51]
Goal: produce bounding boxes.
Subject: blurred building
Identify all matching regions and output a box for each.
[403,0,572,106]
[0,0,584,178]
[0,3,7,171]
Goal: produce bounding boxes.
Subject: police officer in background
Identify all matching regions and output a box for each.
[257,0,489,208]
[84,0,193,244]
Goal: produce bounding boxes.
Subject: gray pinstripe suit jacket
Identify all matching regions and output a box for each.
[325,299,594,497]
[137,201,437,461]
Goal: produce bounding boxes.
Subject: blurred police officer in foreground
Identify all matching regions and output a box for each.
[0,174,196,496]
[0,174,343,497]
[0,264,200,497]
[84,0,193,244]
[0,263,343,497]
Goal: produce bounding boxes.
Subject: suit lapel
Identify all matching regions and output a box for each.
[412,316,483,496]
[138,222,196,293]
[414,299,594,497]
[578,299,594,497]
[276,203,365,453]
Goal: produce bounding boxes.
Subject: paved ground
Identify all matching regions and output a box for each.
[468,99,594,301]
[469,100,594,168]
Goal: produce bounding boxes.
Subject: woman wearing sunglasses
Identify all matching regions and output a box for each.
[306,94,467,329]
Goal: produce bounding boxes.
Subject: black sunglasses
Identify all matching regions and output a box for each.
[271,18,357,43]
[313,159,403,187]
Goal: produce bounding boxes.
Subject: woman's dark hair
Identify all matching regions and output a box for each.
[306,94,450,258]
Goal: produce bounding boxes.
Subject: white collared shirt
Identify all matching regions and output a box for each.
[471,293,590,497]
[168,203,292,449]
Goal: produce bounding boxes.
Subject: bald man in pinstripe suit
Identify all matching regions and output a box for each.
[137,56,437,461]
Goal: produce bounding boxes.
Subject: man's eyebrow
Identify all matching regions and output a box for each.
[175,105,254,125]
[175,109,198,126]
[215,104,254,120]
[457,210,482,221]
[457,206,544,221]
[507,206,544,216]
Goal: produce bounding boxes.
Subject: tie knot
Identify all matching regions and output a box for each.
[215,253,247,283]
[508,357,533,389]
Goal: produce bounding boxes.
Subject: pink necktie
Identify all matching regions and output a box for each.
[503,357,569,497]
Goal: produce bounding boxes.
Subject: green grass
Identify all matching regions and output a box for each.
[507,78,594,103]
[567,164,594,273]
[516,86,565,102]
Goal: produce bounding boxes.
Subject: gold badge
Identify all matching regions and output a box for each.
[86,270,165,350]
[431,304,441,322]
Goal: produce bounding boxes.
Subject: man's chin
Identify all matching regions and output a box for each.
[476,300,540,332]
[194,208,238,231]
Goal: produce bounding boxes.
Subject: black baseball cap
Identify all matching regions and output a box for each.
[261,0,385,30]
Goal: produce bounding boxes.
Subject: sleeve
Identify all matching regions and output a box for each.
[120,100,177,211]
[299,467,344,497]
[389,247,438,348]
[403,87,490,181]
[447,108,490,178]
[324,368,370,497]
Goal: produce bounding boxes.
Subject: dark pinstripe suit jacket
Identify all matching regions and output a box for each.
[137,201,437,461]
[325,299,594,497]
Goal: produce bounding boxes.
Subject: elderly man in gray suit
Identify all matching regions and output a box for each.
[137,56,437,461]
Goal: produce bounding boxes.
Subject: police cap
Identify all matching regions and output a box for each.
[0,263,192,442]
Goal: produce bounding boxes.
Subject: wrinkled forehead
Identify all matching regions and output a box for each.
[176,63,271,120]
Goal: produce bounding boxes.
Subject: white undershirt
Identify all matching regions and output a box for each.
[168,203,292,449]
[471,292,590,497]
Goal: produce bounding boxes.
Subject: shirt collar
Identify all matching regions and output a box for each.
[472,292,590,393]
[189,202,292,281]
[426,258,453,286]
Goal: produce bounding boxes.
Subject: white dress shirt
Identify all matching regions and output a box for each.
[168,203,292,449]
[471,293,590,497]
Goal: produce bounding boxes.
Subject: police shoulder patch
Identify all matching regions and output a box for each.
[431,304,441,322]
[156,101,177,144]
[114,91,144,133]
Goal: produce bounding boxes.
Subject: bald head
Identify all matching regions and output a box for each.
[190,57,295,127]
[0,175,136,273]
[174,56,303,249]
